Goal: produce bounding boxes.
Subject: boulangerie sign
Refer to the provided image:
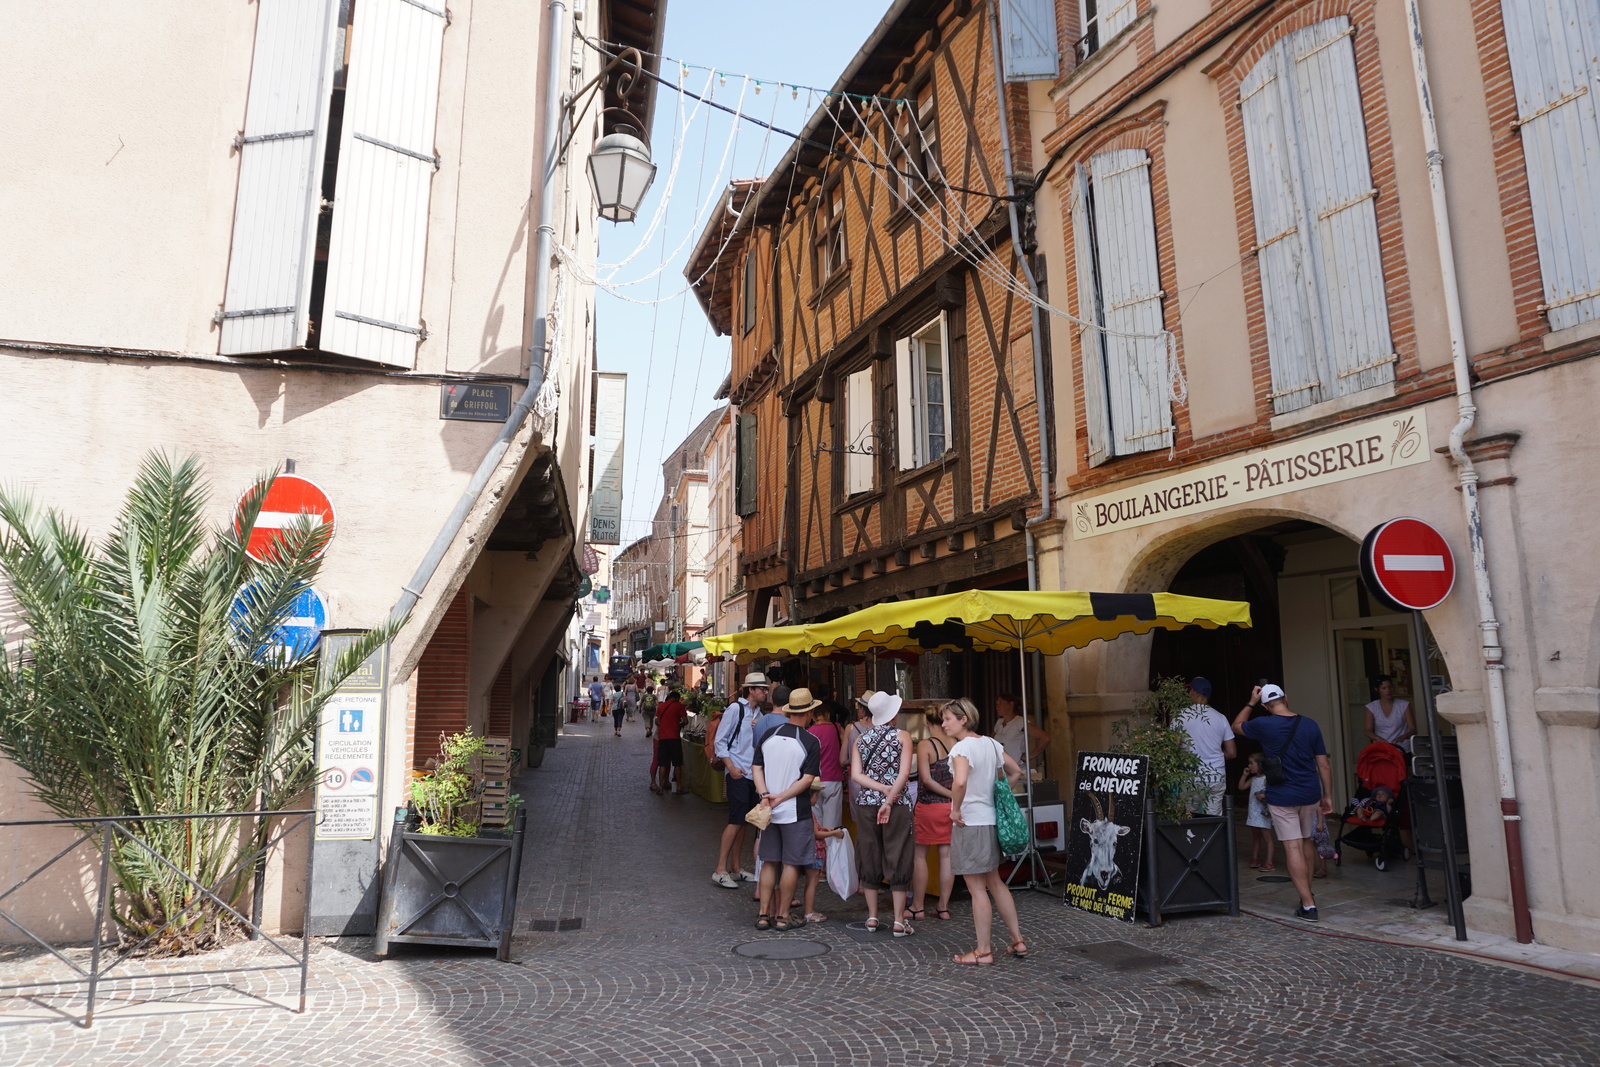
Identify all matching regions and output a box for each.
[1070,409,1430,539]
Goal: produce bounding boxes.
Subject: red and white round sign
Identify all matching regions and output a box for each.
[235,475,336,563]
[1361,517,1455,612]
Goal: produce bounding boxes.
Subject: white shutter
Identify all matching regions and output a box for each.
[1501,0,1600,331]
[1072,164,1111,467]
[1089,149,1170,454]
[320,0,448,365]
[895,336,917,469]
[1000,0,1059,82]
[1102,0,1137,40]
[219,0,339,355]
[845,368,874,495]
[1290,17,1394,397]
[1241,39,1325,414]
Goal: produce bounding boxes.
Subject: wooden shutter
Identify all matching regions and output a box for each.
[1240,38,1325,414]
[1089,149,1170,454]
[737,414,758,516]
[1000,0,1059,82]
[1290,17,1394,397]
[894,336,917,469]
[1501,0,1600,331]
[1071,164,1111,467]
[845,368,874,495]
[219,0,340,355]
[1102,0,1137,40]
[320,0,448,365]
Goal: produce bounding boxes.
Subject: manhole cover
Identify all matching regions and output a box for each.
[1256,875,1292,883]
[733,939,830,960]
[1065,940,1177,971]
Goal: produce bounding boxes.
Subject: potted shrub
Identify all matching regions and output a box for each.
[1111,676,1239,924]
[374,731,528,960]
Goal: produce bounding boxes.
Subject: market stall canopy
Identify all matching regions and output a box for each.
[640,640,703,661]
[701,624,814,662]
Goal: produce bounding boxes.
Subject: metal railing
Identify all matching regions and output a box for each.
[0,809,315,1028]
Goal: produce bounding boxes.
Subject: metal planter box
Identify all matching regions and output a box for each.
[373,807,527,960]
[1138,797,1240,925]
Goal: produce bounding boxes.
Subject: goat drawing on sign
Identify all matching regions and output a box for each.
[1078,791,1131,890]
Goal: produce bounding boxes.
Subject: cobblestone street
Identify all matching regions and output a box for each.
[3,721,1597,1066]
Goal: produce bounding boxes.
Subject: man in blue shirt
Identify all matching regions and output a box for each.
[711,671,770,889]
[1233,684,1333,922]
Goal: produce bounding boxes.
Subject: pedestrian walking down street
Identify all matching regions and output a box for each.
[711,672,769,889]
[751,688,823,932]
[1174,676,1236,816]
[1232,684,1333,922]
[850,691,915,936]
[611,682,626,737]
[623,678,640,723]
[943,698,1026,965]
[653,688,688,795]
[588,676,607,724]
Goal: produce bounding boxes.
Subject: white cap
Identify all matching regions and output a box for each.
[1260,684,1286,705]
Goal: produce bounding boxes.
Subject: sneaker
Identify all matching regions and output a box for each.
[1296,905,1319,922]
[739,869,758,883]
[711,872,739,889]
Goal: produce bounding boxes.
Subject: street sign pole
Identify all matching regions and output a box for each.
[1408,607,1466,941]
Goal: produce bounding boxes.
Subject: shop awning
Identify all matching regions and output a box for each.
[639,640,703,662]
[701,625,814,662]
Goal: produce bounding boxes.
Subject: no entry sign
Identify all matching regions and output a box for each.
[1361,517,1456,612]
[237,475,336,562]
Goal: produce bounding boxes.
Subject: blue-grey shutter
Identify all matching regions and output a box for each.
[1000,0,1059,82]
[1289,17,1395,397]
[1089,148,1171,454]
[320,0,448,365]
[737,414,758,516]
[219,0,340,355]
[1500,0,1600,331]
[1071,164,1112,467]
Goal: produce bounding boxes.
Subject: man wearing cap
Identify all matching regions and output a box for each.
[1233,684,1333,922]
[711,672,770,889]
[1174,677,1235,816]
[751,688,824,931]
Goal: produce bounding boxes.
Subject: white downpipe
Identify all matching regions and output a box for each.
[1404,0,1532,943]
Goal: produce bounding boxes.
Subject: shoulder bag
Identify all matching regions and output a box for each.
[1261,715,1303,787]
[991,739,1029,857]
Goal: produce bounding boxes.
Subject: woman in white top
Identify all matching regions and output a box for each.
[1363,676,1416,752]
[943,698,1026,965]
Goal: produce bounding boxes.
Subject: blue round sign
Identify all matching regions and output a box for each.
[230,583,327,662]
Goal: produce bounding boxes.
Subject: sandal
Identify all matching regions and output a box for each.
[936,909,952,921]
[893,920,914,938]
[773,915,794,932]
[1007,940,1029,958]
[1258,864,1276,872]
[754,914,772,931]
[865,917,881,932]
[953,949,994,965]
[804,912,828,924]
[907,908,927,921]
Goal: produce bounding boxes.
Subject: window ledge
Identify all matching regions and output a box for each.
[894,450,960,486]
[833,488,885,515]
[1542,315,1600,352]
[1269,380,1397,432]
[1052,10,1152,100]
[808,264,853,309]
[886,187,943,234]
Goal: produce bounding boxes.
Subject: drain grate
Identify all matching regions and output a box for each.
[733,938,830,960]
[528,917,584,932]
[1065,940,1177,971]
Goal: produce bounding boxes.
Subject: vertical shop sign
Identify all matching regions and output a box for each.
[1063,752,1149,922]
[590,372,627,544]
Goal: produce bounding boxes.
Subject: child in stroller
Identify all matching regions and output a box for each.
[1334,741,1408,871]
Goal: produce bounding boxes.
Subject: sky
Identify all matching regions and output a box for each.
[594,0,892,546]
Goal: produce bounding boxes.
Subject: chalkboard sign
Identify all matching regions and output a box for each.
[1063,751,1149,922]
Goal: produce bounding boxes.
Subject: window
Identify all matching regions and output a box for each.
[1500,0,1600,331]
[1077,0,1137,62]
[887,82,940,204]
[894,314,949,470]
[1071,148,1171,464]
[1239,16,1394,415]
[219,0,447,366]
[814,182,846,285]
[736,413,758,516]
[741,246,758,335]
[844,367,875,495]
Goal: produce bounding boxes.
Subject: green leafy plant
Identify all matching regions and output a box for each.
[0,453,398,954]
[409,730,489,835]
[1111,675,1207,822]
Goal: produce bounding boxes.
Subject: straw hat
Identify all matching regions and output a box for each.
[785,687,822,714]
[867,691,903,726]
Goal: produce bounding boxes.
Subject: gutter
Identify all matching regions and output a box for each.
[1404,0,1532,943]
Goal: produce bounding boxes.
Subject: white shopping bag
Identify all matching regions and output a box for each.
[826,828,858,900]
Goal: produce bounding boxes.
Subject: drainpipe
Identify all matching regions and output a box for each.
[1405,0,1532,943]
[389,0,569,627]
[984,0,1054,594]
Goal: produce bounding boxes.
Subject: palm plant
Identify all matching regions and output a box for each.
[0,453,398,954]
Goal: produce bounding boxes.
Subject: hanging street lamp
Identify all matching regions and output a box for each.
[587,125,657,223]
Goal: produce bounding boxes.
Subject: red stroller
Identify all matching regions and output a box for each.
[1334,742,1408,871]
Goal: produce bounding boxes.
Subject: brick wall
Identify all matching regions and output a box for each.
[412,588,471,767]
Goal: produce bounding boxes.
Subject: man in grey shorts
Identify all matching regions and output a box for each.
[751,689,824,932]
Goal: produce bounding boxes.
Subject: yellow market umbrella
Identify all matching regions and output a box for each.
[701,624,819,665]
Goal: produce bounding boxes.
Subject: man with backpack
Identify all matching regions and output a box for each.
[711,672,770,889]
[1232,684,1333,922]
